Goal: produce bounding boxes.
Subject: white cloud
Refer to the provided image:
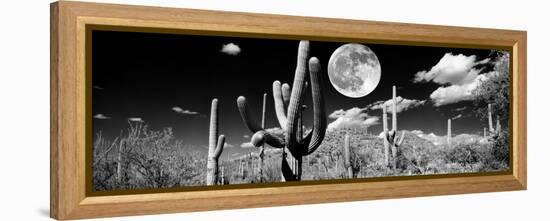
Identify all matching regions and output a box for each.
[369,96,426,114]
[454,106,467,112]
[240,142,255,148]
[221,43,241,55]
[452,114,463,120]
[224,142,235,148]
[171,106,199,115]
[93,114,110,120]
[128,117,144,122]
[327,107,379,131]
[414,53,488,85]
[410,130,446,146]
[370,96,426,113]
[429,73,490,106]
[414,53,494,106]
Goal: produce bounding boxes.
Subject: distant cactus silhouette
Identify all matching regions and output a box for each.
[206,99,225,186]
[343,133,353,179]
[237,40,327,181]
[487,103,501,136]
[382,86,405,170]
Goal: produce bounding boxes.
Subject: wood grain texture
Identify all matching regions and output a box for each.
[50,1,527,219]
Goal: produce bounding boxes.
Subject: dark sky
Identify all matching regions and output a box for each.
[92,30,503,159]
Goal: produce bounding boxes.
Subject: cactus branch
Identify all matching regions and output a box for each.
[237,96,262,133]
[282,83,291,109]
[251,130,285,148]
[214,135,225,158]
[272,81,288,130]
[397,131,405,146]
[304,57,327,155]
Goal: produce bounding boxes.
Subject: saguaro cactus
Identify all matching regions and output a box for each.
[116,138,125,184]
[447,119,452,148]
[382,86,405,170]
[258,93,267,182]
[206,99,225,186]
[343,133,353,179]
[488,103,494,133]
[220,166,225,185]
[382,105,390,167]
[237,40,327,181]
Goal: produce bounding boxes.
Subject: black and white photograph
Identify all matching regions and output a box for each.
[91,29,510,192]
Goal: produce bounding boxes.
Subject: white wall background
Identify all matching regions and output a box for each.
[0,0,546,220]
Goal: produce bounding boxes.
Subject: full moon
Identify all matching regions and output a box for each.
[327,43,381,98]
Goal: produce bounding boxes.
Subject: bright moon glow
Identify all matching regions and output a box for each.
[328,43,381,98]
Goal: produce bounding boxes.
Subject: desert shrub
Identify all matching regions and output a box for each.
[445,142,483,167]
[92,122,207,191]
[491,130,510,163]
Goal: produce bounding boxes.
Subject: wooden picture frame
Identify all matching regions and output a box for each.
[50,1,527,220]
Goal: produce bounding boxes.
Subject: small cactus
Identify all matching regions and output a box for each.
[237,41,327,181]
[206,99,225,186]
[343,133,353,179]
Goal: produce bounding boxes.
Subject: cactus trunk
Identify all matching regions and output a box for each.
[382,105,390,167]
[206,99,225,186]
[343,133,353,179]
[447,119,452,148]
[259,93,267,182]
[391,86,398,170]
[116,138,125,184]
[488,103,494,133]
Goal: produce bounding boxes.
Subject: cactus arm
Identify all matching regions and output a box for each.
[282,83,291,109]
[304,57,327,154]
[251,130,285,148]
[397,131,405,146]
[214,135,225,158]
[285,41,310,156]
[237,96,263,133]
[272,81,288,130]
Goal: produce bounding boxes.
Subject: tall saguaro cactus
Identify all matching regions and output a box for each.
[382,86,405,170]
[206,99,225,186]
[237,40,327,181]
[343,133,353,179]
[259,93,267,182]
[447,119,452,148]
[382,105,390,167]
